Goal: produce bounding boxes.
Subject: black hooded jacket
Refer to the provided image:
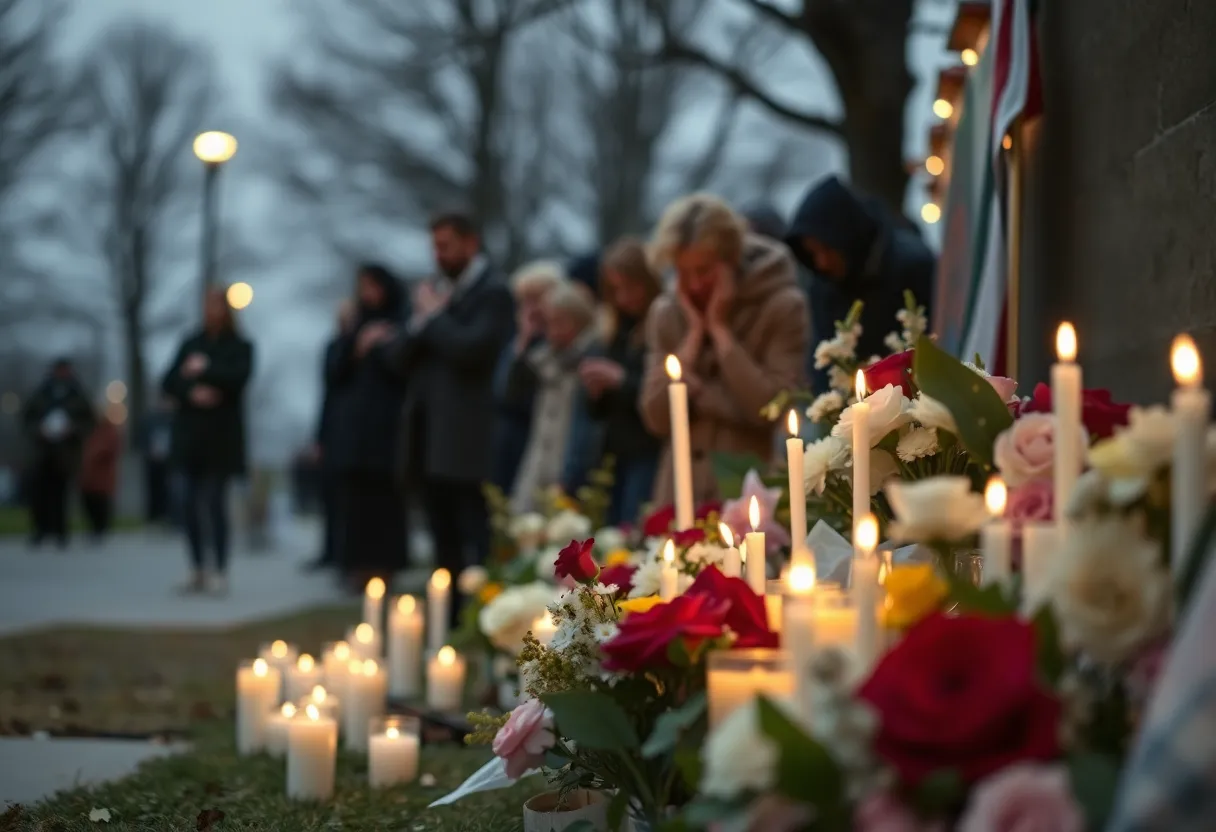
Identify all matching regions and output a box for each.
[785,176,935,390]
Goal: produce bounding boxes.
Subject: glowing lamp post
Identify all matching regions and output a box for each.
[192,131,238,301]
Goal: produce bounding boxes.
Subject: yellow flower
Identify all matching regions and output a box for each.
[552,492,579,513]
[881,564,947,630]
[1087,435,1141,479]
[478,582,503,604]
[617,596,663,617]
[605,549,633,567]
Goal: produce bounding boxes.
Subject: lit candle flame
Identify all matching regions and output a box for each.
[333,641,350,661]
[397,594,417,615]
[355,623,374,644]
[431,568,451,591]
[281,702,296,718]
[664,354,682,382]
[855,514,879,553]
[1172,334,1202,387]
[270,640,288,659]
[363,659,379,676]
[437,645,456,667]
[305,704,320,721]
[855,369,867,401]
[366,576,385,600]
[788,562,816,594]
[985,476,1008,517]
[253,658,268,677]
[718,522,734,548]
[748,495,760,531]
[1056,322,1077,363]
[386,726,400,740]
[311,685,327,703]
[786,409,799,437]
[297,653,315,672]
[662,539,675,564]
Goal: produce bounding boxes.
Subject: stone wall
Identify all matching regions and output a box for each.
[1023,0,1216,404]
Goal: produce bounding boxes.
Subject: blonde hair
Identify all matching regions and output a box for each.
[510,259,566,300]
[543,281,597,331]
[601,236,661,342]
[648,193,747,271]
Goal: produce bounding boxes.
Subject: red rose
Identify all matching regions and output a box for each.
[598,563,636,597]
[857,612,1060,786]
[672,528,707,548]
[864,350,916,397]
[1022,383,1131,440]
[642,505,675,538]
[687,565,778,649]
[696,501,723,520]
[601,593,729,672]
[553,539,598,583]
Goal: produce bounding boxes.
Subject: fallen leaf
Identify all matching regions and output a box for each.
[196,808,225,830]
[88,807,111,823]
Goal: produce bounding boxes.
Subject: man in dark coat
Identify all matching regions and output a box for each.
[22,358,95,548]
[385,212,512,621]
[785,175,936,391]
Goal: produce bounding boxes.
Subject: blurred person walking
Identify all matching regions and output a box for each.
[21,358,95,548]
[161,286,254,596]
[79,406,123,541]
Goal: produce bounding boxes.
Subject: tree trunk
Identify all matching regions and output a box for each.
[122,305,147,440]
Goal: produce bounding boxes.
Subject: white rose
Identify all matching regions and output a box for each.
[593,526,627,555]
[546,510,593,544]
[807,391,845,424]
[628,559,662,598]
[700,698,783,800]
[508,512,547,551]
[1049,517,1172,665]
[803,436,850,495]
[478,582,561,654]
[886,476,987,543]
[896,426,939,463]
[907,393,958,433]
[1087,406,1175,480]
[457,565,488,596]
[832,384,911,448]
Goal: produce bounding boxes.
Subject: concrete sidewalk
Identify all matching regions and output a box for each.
[0,737,188,808]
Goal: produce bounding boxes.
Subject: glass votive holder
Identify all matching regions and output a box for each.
[706,648,793,730]
[368,714,421,787]
[764,579,785,632]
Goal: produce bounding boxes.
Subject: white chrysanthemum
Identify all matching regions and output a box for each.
[546,510,593,544]
[886,476,987,543]
[700,699,783,800]
[803,436,850,495]
[1049,517,1172,665]
[807,390,845,424]
[456,565,488,596]
[896,426,939,462]
[628,560,662,599]
[508,512,547,551]
[828,365,853,394]
[884,332,905,353]
[684,543,725,571]
[813,329,859,370]
[593,527,627,555]
[593,622,618,643]
[591,582,619,597]
[907,393,957,433]
[833,385,911,448]
[478,582,561,654]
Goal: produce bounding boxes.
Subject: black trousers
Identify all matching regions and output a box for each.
[181,471,230,573]
[145,459,170,523]
[320,466,340,566]
[419,475,488,627]
[29,460,70,545]
[81,491,113,537]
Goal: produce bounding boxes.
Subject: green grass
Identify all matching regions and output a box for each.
[0,506,142,538]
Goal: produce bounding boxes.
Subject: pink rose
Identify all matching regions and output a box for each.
[855,792,944,832]
[492,697,555,779]
[994,414,1085,488]
[986,374,1019,403]
[958,764,1084,832]
[1006,479,1054,524]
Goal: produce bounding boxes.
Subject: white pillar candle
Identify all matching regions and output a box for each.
[342,659,387,750]
[706,648,794,730]
[764,580,784,632]
[305,684,340,724]
[531,610,558,647]
[287,704,338,801]
[236,658,281,755]
[1021,522,1059,613]
[426,646,467,712]
[786,410,807,551]
[1171,335,1210,576]
[266,702,297,758]
[814,586,859,648]
[665,355,695,530]
[744,496,766,594]
[1052,323,1082,540]
[368,715,421,788]
[363,576,387,633]
[659,539,679,601]
[718,523,741,578]
[258,640,298,702]
[427,569,452,654]
[783,563,817,721]
[388,595,424,699]
[285,653,324,703]
[348,623,382,660]
[322,641,352,693]
[852,515,880,673]
[851,371,871,534]
[981,477,1012,584]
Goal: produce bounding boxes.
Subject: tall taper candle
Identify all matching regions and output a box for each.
[427,568,452,654]
[851,371,871,534]
[786,410,807,554]
[1052,323,1082,540]
[981,476,1012,584]
[1171,335,1209,576]
[719,522,741,578]
[744,496,766,594]
[666,355,695,530]
[852,514,880,672]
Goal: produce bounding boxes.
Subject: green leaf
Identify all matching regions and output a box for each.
[912,335,1013,468]
[642,692,707,759]
[607,789,630,832]
[1068,752,1120,831]
[710,451,767,502]
[911,768,965,816]
[946,574,1018,616]
[1032,604,1066,686]
[541,691,639,751]
[755,697,845,809]
[673,746,703,791]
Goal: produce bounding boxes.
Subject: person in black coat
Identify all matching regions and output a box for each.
[577,237,663,526]
[784,175,936,391]
[21,358,95,548]
[384,212,512,622]
[327,266,410,590]
[161,286,254,595]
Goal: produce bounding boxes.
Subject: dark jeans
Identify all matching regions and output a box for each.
[419,476,488,627]
[81,491,113,538]
[320,466,340,566]
[608,455,660,527]
[181,472,230,573]
[145,459,170,523]
[29,460,70,546]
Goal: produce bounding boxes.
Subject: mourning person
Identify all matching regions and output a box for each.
[785,175,935,391]
[161,286,254,595]
[22,358,95,548]
[79,406,123,541]
[386,212,512,620]
[640,194,810,505]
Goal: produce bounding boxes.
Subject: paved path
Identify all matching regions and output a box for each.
[0,737,188,808]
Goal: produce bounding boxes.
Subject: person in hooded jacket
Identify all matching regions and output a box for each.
[326,265,410,591]
[784,175,935,391]
[640,193,810,505]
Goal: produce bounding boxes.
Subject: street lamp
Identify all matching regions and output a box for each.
[192,131,238,301]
